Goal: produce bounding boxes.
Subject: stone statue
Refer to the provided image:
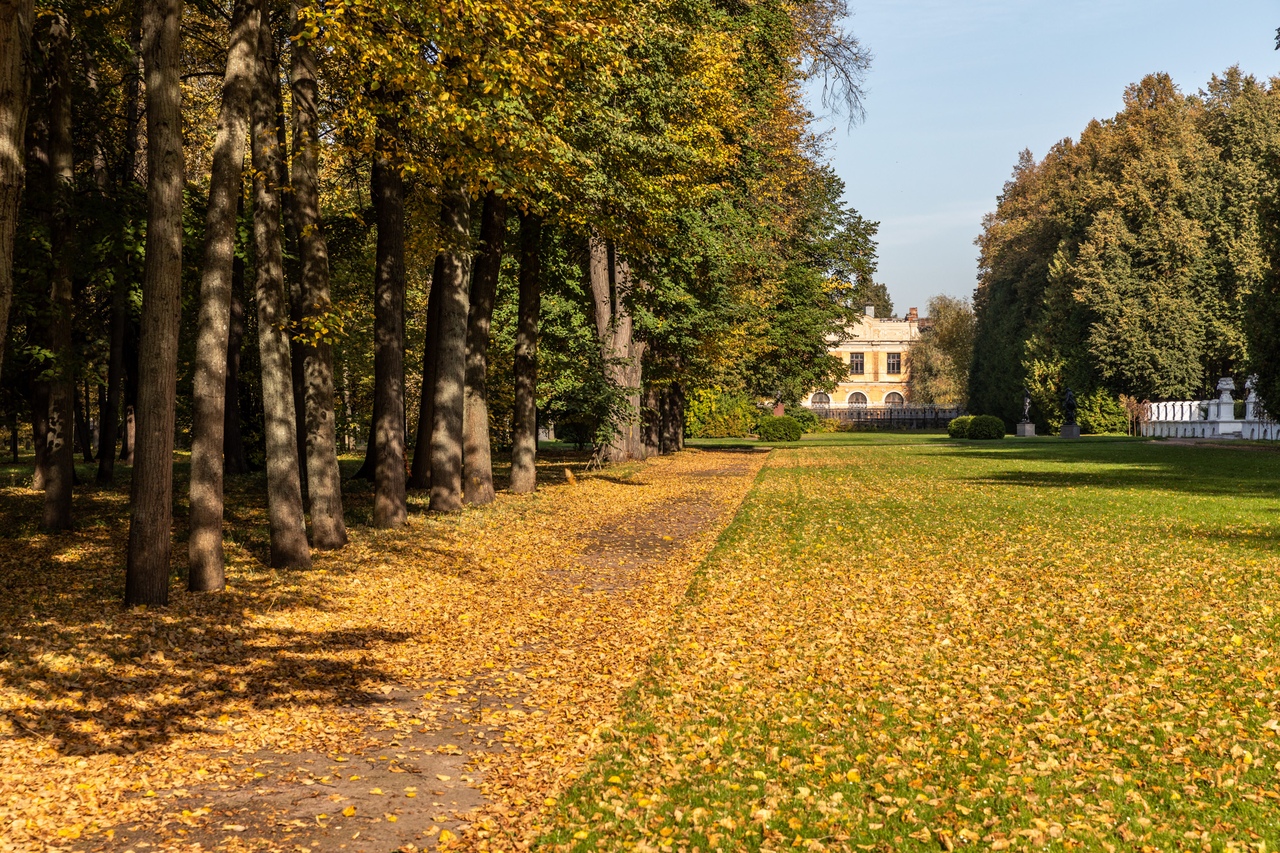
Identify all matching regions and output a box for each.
[1063,387,1077,426]
[1021,387,1032,422]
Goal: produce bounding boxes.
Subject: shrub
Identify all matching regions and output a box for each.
[685,389,759,438]
[756,415,803,442]
[785,405,819,432]
[947,415,974,439]
[1078,389,1128,435]
[967,414,1006,440]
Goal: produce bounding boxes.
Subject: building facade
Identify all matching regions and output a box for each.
[802,306,923,409]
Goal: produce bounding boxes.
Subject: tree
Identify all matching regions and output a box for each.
[250,3,310,569]
[371,118,406,528]
[124,0,184,606]
[291,0,346,549]
[462,191,505,505]
[510,210,540,494]
[428,186,470,513]
[41,11,74,532]
[189,0,259,590]
[907,295,974,407]
[0,0,34,389]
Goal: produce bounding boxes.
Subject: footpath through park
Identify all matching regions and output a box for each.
[0,449,767,852]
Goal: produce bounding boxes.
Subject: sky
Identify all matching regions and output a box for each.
[813,0,1280,316]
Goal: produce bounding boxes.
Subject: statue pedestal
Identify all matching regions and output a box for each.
[1060,424,1081,439]
[1016,422,1036,437]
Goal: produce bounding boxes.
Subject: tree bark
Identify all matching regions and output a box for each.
[76,381,93,463]
[250,5,310,569]
[188,0,258,591]
[42,12,75,532]
[642,381,661,457]
[429,186,470,513]
[660,382,683,453]
[0,0,34,389]
[96,276,126,482]
[588,236,644,463]
[290,7,345,548]
[223,289,249,475]
[371,118,406,527]
[408,253,443,490]
[510,211,541,494]
[31,381,47,489]
[124,0,185,606]
[462,191,505,505]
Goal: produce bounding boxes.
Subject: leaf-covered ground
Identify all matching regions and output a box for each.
[545,436,1280,852]
[0,449,767,851]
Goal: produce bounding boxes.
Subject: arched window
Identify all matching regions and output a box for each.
[884,392,905,407]
[811,392,830,406]
[848,392,867,407]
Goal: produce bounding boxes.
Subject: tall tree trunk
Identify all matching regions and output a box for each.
[642,381,661,457]
[223,289,249,475]
[370,118,406,527]
[8,408,17,462]
[124,0,184,606]
[42,12,74,531]
[188,0,258,592]
[96,276,126,482]
[660,383,682,453]
[350,384,377,480]
[31,381,47,489]
[408,253,443,489]
[76,382,93,463]
[0,0,34,388]
[588,235,637,464]
[429,186,470,513]
[510,211,541,494]
[462,191,505,505]
[250,5,309,569]
[290,8,345,548]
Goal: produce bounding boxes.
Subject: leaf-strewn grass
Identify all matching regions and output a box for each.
[545,435,1280,851]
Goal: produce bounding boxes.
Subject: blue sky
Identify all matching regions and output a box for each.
[813,0,1279,316]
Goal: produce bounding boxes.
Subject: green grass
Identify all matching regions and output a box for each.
[542,434,1280,851]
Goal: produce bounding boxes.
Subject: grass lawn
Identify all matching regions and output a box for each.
[545,434,1280,851]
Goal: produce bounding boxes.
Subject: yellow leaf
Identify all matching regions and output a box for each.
[342,806,356,817]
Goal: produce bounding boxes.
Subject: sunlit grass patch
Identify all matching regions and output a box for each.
[544,436,1280,852]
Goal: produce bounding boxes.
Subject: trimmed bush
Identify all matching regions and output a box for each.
[947,415,974,439]
[967,414,1006,440]
[756,415,803,442]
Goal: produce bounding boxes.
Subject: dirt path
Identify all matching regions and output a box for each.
[64,449,766,853]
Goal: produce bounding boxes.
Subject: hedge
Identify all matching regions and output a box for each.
[947,415,974,439]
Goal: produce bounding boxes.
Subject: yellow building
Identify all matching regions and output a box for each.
[803,306,922,409]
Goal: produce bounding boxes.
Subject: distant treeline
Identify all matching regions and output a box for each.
[971,68,1280,428]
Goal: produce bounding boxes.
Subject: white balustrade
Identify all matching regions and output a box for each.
[1139,377,1275,441]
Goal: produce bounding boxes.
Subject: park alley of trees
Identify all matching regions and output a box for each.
[0,0,881,605]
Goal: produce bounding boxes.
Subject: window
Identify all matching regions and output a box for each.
[811,392,831,406]
[884,392,905,407]
[848,392,867,407]
[886,352,902,374]
[848,352,865,375]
